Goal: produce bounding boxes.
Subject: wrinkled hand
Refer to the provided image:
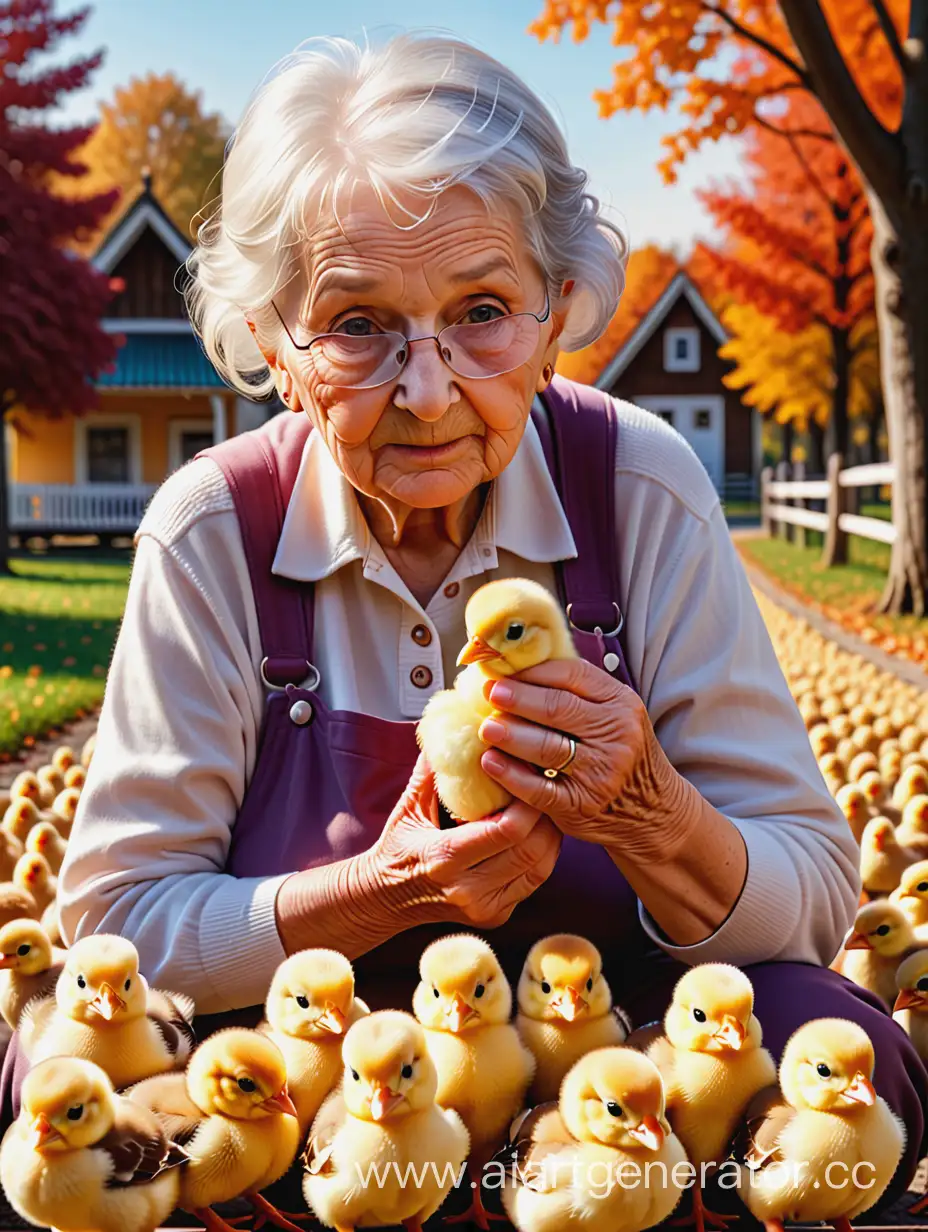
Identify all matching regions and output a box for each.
[363,754,562,931]
[476,659,692,851]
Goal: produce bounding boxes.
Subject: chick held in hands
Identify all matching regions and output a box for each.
[417,578,578,822]
[303,1010,469,1232]
[501,1047,687,1232]
[516,934,629,1103]
[0,1056,187,1232]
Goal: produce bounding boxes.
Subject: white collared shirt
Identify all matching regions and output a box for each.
[57,397,860,1014]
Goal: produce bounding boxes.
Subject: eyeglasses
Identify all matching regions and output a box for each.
[271,295,551,389]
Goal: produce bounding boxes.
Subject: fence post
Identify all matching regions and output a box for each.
[822,452,848,567]
[793,460,807,550]
[760,466,773,535]
[775,461,793,542]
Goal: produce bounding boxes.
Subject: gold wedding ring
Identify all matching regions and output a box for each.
[543,735,578,779]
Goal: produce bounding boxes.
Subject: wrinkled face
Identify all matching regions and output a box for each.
[266,184,564,517]
[342,1016,436,1122]
[267,952,354,1041]
[665,968,753,1054]
[413,939,511,1032]
[560,1052,670,1151]
[0,921,51,975]
[517,938,612,1024]
[21,1059,114,1152]
[57,940,146,1024]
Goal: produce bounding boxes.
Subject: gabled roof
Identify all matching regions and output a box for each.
[594,270,729,391]
[91,171,191,273]
[97,333,225,390]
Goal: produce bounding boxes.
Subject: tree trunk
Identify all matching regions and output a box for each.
[0,404,10,576]
[781,419,794,464]
[830,325,851,461]
[871,192,928,615]
[807,418,825,475]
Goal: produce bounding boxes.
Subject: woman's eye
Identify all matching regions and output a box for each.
[336,316,378,337]
[76,975,86,990]
[816,1063,832,1078]
[541,981,551,995]
[401,1063,413,1079]
[606,1101,622,1118]
[67,1105,83,1121]
[296,995,310,1009]
[505,622,524,641]
[692,1008,707,1023]
[462,303,505,326]
[474,983,485,999]
[237,1077,257,1093]
[17,944,30,957]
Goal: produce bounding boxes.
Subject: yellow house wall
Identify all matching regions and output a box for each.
[10,393,231,485]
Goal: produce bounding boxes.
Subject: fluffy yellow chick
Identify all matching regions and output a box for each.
[2,797,41,845]
[260,948,370,1136]
[889,860,928,927]
[50,786,81,838]
[303,1010,469,1232]
[515,935,628,1103]
[81,731,96,768]
[735,1019,905,1229]
[26,820,67,875]
[413,933,535,1228]
[896,794,928,855]
[0,918,65,1028]
[22,933,196,1088]
[860,817,917,895]
[501,1047,686,1232]
[832,901,928,1007]
[858,770,890,815]
[52,745,77,774]
[36,764,65,809]
[9,770,41,805]
[64,764,87,791]
[892,950,928,1066]
[835,784,871,844]
[632,963,777,1232]
[808,724,837,758]
[0,827,23,882]
[416,578,578,822]
[0,881,39,928]
[13,849,56,914]
[0,1056,186,1232]
[128,1028,300,1232]
[893,764,928,810]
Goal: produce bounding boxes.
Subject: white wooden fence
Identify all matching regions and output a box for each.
[10,483,158,534]
[760,455,894,566]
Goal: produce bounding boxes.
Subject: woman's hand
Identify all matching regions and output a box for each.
[476,659,697,863]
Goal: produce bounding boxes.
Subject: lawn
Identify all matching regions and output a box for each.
[0,557,130,758]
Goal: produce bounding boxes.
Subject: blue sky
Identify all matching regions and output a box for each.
[56,0,744,252]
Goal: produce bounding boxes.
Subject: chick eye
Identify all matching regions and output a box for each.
[505,622,524,641]
[606,1101,622,1118]
[296,995,310,1009]
[433,987,440,999]
[692,1008,707,1023]
[875,924,892,936]
[351,1069,360,1081]
[76,975,86,989]
[918,978,928,992]
[124,979,131,992]
[541,981,551,995]
[475,983,485,999]
[402,1063,413,1079]
[16,944,30,956]
[586,978,593,992]
[237,1077,257,1093]
[67,1105,83,1121]
[918,882,928,893]
[816,1063,832,1078]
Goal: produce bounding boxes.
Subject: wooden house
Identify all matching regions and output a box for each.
[595,271,760,498]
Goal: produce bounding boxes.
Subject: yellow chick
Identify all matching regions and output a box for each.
[2,797,42,845]
[847,752,880,785]
[52,745,78,774]
[413,933,535,1229]
[515,934,628,1103]
[889,860,928,927]
[26,820,67,875]
[50,786,81,838]
[0,827,23,882]
[735,1019,905,1228]
[303,1010,469,1232]
[808,723,837,758]
[128,1028,302,1232]
[893,764,928,811]
[260,948,370,1136]
[0,918,65,1029]
[858,769,891,815]
[832,901,928,1008]
[13,850,56,914]
[892,950,928,1066]
[34,765,64,809]
[501,1047,687,1232]
[835,784,871,844]
[22,933,196,1089]
[9,770,41,805]
[896,794,928,855]
[64,764,87,791]
[81,731,96,768]
[0,1056,187,1232]
[860,817,917,895]
[0,881,39,928]
[416,577,578,822]
[632,963,777,1232]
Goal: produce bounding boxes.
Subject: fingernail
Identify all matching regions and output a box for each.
[489,682,513,706]
[480,718,507,744]
[482,750,505,773]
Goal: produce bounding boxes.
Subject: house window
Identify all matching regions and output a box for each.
[179,430,213,465]
[656,409,675,426]
[663,327,701,373]
[694,408,712,429]
[86,428,129,484]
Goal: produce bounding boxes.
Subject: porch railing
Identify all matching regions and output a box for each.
[10,483,158,532]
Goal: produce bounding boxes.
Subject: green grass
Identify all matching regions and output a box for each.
[723,500,761,519]
[0,557,130,758]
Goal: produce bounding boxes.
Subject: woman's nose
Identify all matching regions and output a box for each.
[392,337,459,421]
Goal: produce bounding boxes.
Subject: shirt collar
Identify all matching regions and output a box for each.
[272,400,577,583]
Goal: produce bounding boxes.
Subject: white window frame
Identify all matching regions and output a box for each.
[664,327,701,373]
[168,417,214,472]
[74,412,143,485]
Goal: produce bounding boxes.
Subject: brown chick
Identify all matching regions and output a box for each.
[860,817,917,895]
[0,919,65,1028]
[832,901,928,1007]
[13,851,56,915]
[0,882,40,928]
[26,821,67,876]
[889,861,928,928]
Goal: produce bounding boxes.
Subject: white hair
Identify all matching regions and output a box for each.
[185,30,628,399]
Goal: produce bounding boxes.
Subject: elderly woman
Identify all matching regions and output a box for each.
[5,30,924,1197]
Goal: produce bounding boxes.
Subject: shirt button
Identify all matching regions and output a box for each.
[410,665,433,689]
[443,581,460,598]
[289,700,314,726]
[411,624,432,647]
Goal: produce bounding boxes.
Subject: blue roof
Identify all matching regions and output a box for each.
[97,332,226,389]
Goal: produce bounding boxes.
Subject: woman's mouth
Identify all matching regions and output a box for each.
[384,436,476,465]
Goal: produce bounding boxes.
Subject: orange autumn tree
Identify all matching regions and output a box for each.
[530,0,928,616]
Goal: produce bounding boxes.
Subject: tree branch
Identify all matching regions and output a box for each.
[699,1,809,85]
[870,0,908,73]
[777,0,905,207]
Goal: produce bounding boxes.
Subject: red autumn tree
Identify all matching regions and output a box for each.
[0,0,121,572]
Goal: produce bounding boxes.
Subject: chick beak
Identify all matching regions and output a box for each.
[29,1113,60,1151]
[90,981,127,1020]
[446,992,476,1033]
[457,635,499,666]
[318,1003,347,1035]
[712,1015,746,1051]
[628,1115,665,1151]
[0,955,16,970]
[552,986,588,1022]
[894,988,928,1013]
[370,1085,404,1121]
[263,1085,298,1118]
[844,931,873,951]
[844,1072,876,1106]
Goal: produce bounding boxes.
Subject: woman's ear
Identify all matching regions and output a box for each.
[537,307,568,393]
[246,316,302,412]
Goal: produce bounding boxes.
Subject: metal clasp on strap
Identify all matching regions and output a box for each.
[259,657,321,693]
[566,602,624,639]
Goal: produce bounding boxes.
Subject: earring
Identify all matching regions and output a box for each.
[542,363,554,386]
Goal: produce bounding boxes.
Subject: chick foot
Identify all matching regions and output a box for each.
[250,1207,317,1230]
[444,1177,508,1232]
[248,1190,314,1231]
[669,1186,738,1232]
[192,1206,246,1232]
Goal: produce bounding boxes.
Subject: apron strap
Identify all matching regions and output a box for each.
[532,377,636,693]
[198,412,315,689]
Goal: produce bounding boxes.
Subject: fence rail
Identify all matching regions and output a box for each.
[760,455,894,567]
[10,483,158,533]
